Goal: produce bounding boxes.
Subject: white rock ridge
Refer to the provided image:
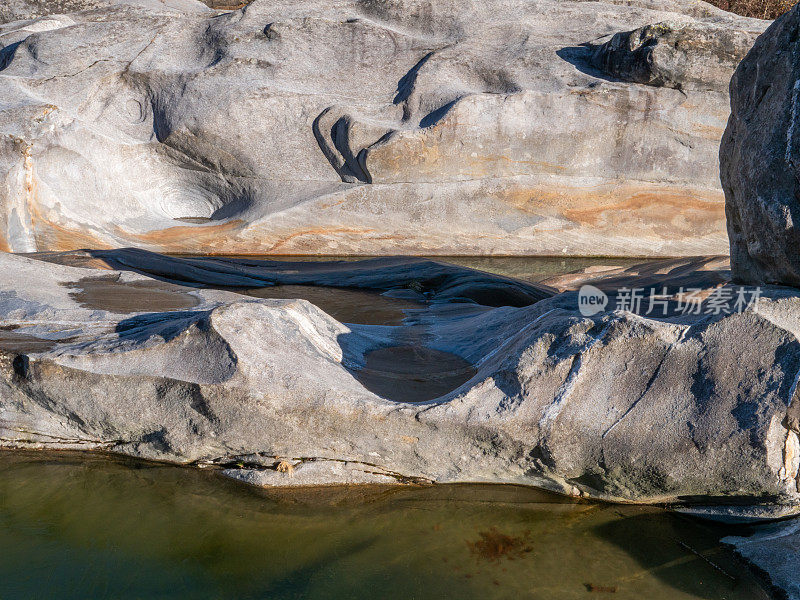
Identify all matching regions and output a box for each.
[0,0,766,255]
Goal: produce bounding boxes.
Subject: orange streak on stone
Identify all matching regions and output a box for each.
[264,227,378,253]
[115,220,246,253]
[493,184,725,236]
[23,157,113,251]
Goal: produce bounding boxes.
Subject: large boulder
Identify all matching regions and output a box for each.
[0,0,765,255]
[722,3,800,286]
[2,250,800,520]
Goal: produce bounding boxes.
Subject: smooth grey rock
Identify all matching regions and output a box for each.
[721,3,800,286]
[724,520,800,600]
[0,0,766,255]
[0,0,210,24]
[2,251,800,517]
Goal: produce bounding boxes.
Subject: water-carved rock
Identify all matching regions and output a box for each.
[0,0,767,255]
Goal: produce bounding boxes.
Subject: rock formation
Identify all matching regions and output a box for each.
[724,521,800,599]
[0,0,208,24]
[590,21,756,92]
[0,0,766,255]
[1,249,798,523]
[722,3,800,286]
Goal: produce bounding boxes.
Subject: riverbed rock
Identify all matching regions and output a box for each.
[721,3,800,286]
[1,0,106,23]
[723,521,800,599]
[0,0,766,255]
[2,251,800,518]
[590,21,758,92]
[0,0,210,24]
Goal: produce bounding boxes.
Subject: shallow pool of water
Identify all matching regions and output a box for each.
[239,285,424,326]
[350,345,478,402]
[171,254,649,284]
[65,276,201,313]
[0,451,770,600]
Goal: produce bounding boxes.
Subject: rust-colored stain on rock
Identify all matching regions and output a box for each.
[116,220,246,253]
[494,184,725,236]
[27,185,113,252]
[263,227,378,253]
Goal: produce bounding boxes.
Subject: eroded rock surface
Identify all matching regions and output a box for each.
[722,3,800,286]
[590,21,759,91]
[0,0,209,24]
[0,0,766,255]
[1,0,107,23]
[2,251,799,520]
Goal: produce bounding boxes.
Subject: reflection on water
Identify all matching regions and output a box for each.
[350,345,478,402]
[430,256,646,283]
[0,451,769,600]
[191,255,647,284]
[239,285,424,326]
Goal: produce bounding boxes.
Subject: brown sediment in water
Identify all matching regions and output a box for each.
[351,345,477,402]
[58,272,422,325]
[239,285,423,326]
[467,527,533,563]
[0,329,64,353]
[64,276,200,313]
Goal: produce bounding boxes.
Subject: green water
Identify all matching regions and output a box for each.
[199,255,647,284]
[0,451,770,600]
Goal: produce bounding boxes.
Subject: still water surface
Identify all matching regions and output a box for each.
[0,451,769,600]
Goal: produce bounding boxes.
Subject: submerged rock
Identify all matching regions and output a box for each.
[2,251,799,518]
[0,0,765,255]
[721,3,800,286]
[724,521,800,599]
